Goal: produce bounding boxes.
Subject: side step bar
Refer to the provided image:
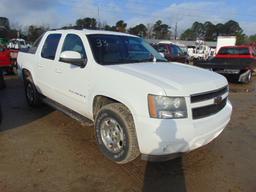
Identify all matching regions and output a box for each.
[42,98,94,127]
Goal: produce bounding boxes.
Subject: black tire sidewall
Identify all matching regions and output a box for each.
[95,109,129,162]
[25,81,39,106]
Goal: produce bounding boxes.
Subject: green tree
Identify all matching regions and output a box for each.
[27,25,48,42]
[153,20,171,39]
[116,20,127,32]
[104,24,116,31]
[204,21,216,41]
[76,17,97,29]
[0,17,10,38]
[223,20,243,35]
[249,34,256,42]
[180,29,196,40]
[191,21,205,40]
[180,20,246,42]
[128,24,147,37]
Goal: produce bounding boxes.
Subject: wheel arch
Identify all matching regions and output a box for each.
[22,68,33,82]
[92,95,135,120]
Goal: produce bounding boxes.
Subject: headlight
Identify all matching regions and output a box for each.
[148,95,187,119]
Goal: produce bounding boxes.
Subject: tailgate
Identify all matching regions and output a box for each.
[194,58,256,71]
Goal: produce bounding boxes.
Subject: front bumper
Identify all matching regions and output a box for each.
[134,100,232,156]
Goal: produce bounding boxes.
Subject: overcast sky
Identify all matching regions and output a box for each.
[0,0,255,35]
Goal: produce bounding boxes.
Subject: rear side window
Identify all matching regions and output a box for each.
[41,34,61,60]
[62,34,86,59]
[218,47,250,55]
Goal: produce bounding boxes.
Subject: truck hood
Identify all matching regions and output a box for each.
[107,62,227,96]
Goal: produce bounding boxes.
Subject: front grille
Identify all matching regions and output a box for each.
[191,86,228,103]
[192,98,227,119]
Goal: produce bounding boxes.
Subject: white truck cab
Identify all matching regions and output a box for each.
[17,29,232,164]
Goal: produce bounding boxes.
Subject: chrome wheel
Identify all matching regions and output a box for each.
[100,117,124,153]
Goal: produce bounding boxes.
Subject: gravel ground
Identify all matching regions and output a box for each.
[0,76,255,192]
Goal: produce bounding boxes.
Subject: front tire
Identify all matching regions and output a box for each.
[95,103,140,164]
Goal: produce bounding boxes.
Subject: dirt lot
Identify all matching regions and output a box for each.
[0,76,255,192]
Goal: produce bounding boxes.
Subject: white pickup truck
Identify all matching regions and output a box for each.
[17,29,232,164]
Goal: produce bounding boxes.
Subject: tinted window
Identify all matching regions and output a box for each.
[171,44,183,56]
[41,34,61,60]
[62,34,86,58]
[218,47,250,55]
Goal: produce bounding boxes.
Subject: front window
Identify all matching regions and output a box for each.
[87,34,167,65]
[62,34,87,59]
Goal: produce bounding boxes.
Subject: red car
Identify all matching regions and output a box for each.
[152,42,189,63]
[195,45,256,83]
[0,45,18,73]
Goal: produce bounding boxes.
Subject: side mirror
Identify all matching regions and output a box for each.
[59,51,86,68]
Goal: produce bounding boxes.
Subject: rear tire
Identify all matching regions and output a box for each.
[95,103,140,164]
[25,80,41,107]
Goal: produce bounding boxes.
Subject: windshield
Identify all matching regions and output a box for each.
[87,34,167,65]
[172,44,184,57]
[218,47,250,55]
[19,41,26,46]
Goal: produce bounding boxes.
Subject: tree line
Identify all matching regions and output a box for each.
[180,20,248,44]
[1,17,172,43]
[1,17,256,45]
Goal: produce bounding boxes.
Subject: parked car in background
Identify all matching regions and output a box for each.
[18,29,232,164]
[7,38,30,50]
[152,41,189,63]
[0,45,17,74]
[195,45,256,83]
[188,40,211,62]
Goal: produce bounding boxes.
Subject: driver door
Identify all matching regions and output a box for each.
[53,33,91,116]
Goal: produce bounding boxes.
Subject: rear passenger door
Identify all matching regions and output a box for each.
[37,33,61,98]
[54,33,90,116]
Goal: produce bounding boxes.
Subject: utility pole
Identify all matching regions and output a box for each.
[174,22,178,40]
[97,5,101,29]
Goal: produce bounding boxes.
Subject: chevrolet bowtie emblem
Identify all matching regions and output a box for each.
[214,96,222,105]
